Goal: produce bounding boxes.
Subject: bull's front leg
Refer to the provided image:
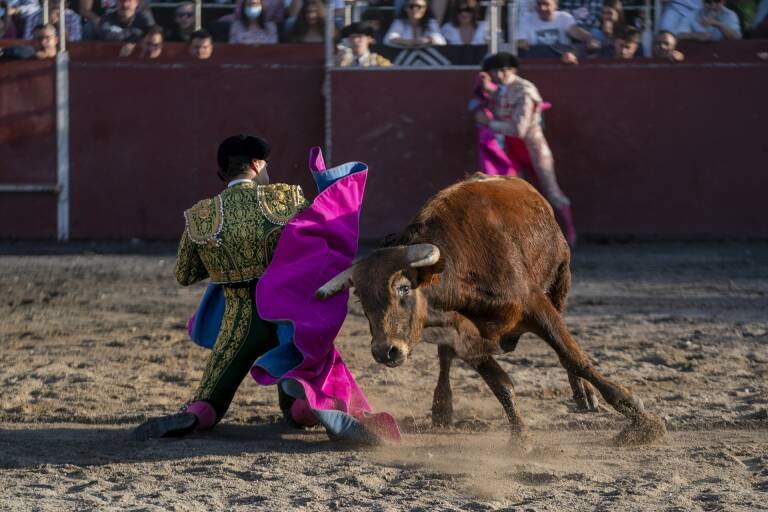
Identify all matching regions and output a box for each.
[469,355,526,437]
[452,330,526,437]
[431,344,455,427]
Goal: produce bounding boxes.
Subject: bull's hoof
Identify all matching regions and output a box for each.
[573,393,601,413]
[507,427,532,451]
[614,413,666,446]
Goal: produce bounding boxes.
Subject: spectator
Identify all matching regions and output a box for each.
[559,0,603,28]
[1,22,59,59]
[120,24,162,58]
[678,0,741,40]
[384,0,447,47]
[23,0,82,41]
[98,0,153,41]
[517,0,599,61]
[754,0,768,37]
[612,25,639,58]
[74,0,152,39]
[659,0,701,34]
[441,1,488,44]
[7,0,39,20]
[1,0,19,38]
[654,30,684,60]
[590,3,623,44]
[189,28,213,59]
[360,8,387,43]
[165,2,194,43]
[229,0,278,44]
[335,22,392,66]
[286,0,330,43]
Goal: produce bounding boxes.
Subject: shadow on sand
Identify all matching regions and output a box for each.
[0,421,365,469]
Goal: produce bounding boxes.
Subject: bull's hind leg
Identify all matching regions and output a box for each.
[527,289,665,445]
[431,345,455,427]
[549,260,600,413]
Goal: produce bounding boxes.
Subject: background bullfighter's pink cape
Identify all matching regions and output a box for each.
[250,150,400,442]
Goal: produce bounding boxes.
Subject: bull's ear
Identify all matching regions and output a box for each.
[414,257,445,289]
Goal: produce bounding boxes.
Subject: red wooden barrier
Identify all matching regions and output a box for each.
[1,41,767,240]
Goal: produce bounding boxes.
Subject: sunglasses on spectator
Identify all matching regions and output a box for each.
[407,3,427,9]
[177,11,194,17]
[459,6,473,11]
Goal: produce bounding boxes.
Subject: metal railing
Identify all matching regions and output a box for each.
[2,0,70,240]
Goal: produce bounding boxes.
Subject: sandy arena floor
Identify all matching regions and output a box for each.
[1,242,767,511]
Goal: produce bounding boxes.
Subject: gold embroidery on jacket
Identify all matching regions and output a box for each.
[257,184,305,226]
[176,182,308,285]
[194,287,252,402]
[184,196,224,246]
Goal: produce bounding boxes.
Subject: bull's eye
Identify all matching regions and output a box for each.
[397,284,411,298]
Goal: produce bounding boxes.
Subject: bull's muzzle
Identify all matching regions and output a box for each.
[372,341,408,368]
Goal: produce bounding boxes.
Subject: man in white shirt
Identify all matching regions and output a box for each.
[517,0,599,62]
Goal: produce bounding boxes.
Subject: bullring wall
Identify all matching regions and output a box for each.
[1,41,766,240]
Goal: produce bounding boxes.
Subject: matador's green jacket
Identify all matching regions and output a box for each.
[174,181,309,417]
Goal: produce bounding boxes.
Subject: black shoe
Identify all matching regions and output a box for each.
[134,412,198,441]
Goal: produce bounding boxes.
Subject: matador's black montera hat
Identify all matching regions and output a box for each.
[217,134,271,171]
[481,51,520,72]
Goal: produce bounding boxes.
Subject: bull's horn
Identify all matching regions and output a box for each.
[315,266,355,300]
[405,244,440,268]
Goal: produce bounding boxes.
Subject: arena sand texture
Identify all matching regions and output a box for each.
[1,243,767,511]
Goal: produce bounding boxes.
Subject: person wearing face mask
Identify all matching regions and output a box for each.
[229,0,278,44]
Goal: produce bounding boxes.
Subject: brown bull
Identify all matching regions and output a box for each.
[317,174,665,445]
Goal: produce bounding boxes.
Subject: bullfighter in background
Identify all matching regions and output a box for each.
[135,135,399,443]
[473,51,577,247]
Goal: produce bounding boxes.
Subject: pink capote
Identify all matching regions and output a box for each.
[250,149,400,442]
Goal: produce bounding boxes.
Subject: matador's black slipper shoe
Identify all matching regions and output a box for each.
[134,412,198,441]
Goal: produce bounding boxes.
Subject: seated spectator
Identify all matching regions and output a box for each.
[74,0,152,39]
[517,0,599,60]
[384,0,447,47]
[559,0,604,28]
[658,0,701,34]
[590,3,623,44]
[441,1,487,44]
[98,0,153,41]
[1,0,19,38]
[286,0,330,43]
[654,29,684,60]
[7,0,39,20]
[612,25,639,58]
[0,22,57,59]
[189,28,213,59]
[165,2,194,43]
[23,0,82,41]
[360,7,387,43]
[120,24,162,58]
[678,0,741,40]
[229,0,278,44]
[754,0,768,37]
[335,21,392,66]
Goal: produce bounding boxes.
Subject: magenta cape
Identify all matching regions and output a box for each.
[250,150,400,443]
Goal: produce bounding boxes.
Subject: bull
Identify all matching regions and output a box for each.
[317,174,666,445]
